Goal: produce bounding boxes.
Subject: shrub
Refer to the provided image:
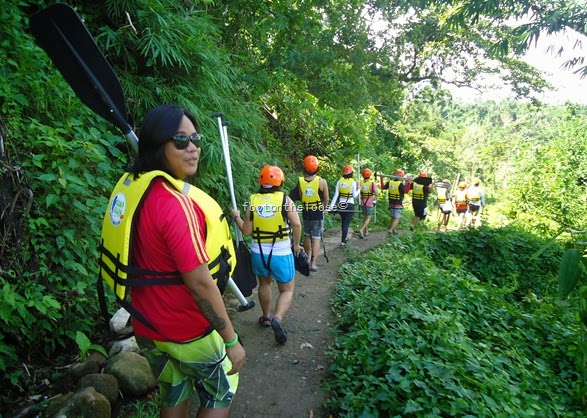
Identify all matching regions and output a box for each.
[325,236,581,416]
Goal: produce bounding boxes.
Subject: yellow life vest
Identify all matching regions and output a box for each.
[455,190,468,205]
[338,177,354,199]
[437,187,449,204]
[412,183,425,201]
[299,176,323,211]
[360,178,375,199]
[99,170,236,301]
[387,180,402,201]
[250,192,290,244]
[468,187,481,203]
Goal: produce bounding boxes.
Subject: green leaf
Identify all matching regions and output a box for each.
[558,249,582,300]
[45,194,59,207]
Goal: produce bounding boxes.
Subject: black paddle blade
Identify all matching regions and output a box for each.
[232,243,257,297]
[293,248,310,277]
[29,3,131,136]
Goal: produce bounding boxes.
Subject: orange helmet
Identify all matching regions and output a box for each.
[303,155,319,174]
[342,165,354,175]
[362,168,372,179]
[259,165,284,187]
[395,169,405,177]
[419,172,428,178]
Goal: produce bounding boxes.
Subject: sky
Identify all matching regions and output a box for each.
[446,30,587,105]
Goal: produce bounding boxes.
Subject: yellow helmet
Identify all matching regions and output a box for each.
[458,181,467,188]
[473,178,481,185]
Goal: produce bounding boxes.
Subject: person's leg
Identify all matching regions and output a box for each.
[162,400,190,418]
[341,210,352,243]
[389,208,401,234]
[302,220,312,262]
[196,407,231,418]
[310,221,322,270]
[257,275,272,319]
[274,280,295,320]
[410,204,419,229]
[311,238,320,269]
[437,213,444,230]
[360,215,371,234]
[465,211,472,227]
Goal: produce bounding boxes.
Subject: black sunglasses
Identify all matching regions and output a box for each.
[170,133,203,150]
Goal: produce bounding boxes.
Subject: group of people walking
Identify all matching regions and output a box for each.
[437,178,486,231]
[99,102,486,417]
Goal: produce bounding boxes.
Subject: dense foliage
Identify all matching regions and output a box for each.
[0,0,586,413]
[424,226,563,299]
[326,232,582,416]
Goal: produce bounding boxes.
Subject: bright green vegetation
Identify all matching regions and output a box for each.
[1,0,586,414]
[327,229,583,416]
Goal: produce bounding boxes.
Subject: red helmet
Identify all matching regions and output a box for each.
[342,165,354,175]
[303,155,319,174]
[362,168,372,179]
[419,172,428,178]
[259,165,284,187]
[395,169,405,177]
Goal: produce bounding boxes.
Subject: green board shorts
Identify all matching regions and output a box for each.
[361,206,373,216]
[136,330,239,409]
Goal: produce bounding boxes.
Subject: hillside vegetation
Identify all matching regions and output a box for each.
[1,0,586,414]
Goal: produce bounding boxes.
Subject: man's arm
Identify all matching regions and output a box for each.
[286,196,302,254]
[183,264,246,375]
[231,205,253,236]
[320,178,330,209]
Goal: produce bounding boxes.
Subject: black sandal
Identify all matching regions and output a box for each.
[258,316,271,328]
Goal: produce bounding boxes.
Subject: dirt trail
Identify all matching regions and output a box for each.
[223,227,387,418]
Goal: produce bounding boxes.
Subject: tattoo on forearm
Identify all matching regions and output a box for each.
[197,298,227,330]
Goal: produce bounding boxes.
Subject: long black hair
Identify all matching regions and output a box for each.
[130,104,200,177]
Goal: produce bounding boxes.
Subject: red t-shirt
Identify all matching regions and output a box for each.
[130,178,211,341]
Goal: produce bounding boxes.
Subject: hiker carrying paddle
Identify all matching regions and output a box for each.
[288,155,329,272]
[465,178,486,227]
[454,181,469,229]
[231,165,302,345]
[436,179,452,231]
[408,172,434,231]
[119,105,245,418]
[358,168,378,239]
[380,169,411,235]
[330,165,360,246]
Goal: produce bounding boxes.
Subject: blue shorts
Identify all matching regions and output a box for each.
[251,252,295,283]
[389,207,403,219]
[303,219,324,239]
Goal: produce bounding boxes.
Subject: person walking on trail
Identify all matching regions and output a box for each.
[436,179,452,231]
[466,178,486,228]
[454,181,469,229]
[358,168,378,239]
[330,165,360,246]
[106,104,245,418]
[231,165,302,345]
[381,169,411,235]
[408,172,434,231]
[288,155,329,272]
